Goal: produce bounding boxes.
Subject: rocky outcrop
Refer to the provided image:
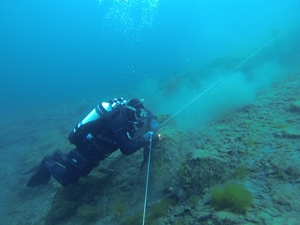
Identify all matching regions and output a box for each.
[290,99,300,112]
[179,156,231,195]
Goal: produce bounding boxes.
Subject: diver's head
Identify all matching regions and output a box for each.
[121,98,147,124]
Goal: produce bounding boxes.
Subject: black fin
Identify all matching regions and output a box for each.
[26,163,51,187]
[21,165,40,175]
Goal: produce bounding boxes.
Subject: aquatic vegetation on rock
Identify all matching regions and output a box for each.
[232,164,249,180]
[120,211,142,225]
[271,121,289,129]
[271,183,300,212]
[147,197,178,222]
[270,118,300,139]
[290,99,300,112]
[45,176,106,224]
[264,149,300,181]
[282,127,300,139]
[179,156,231,195]
[211,211,244,225]
[111,201,127,220]
[245,136,257,147]
[173,217,186,225]
[119,197,177,225]
[45,195,79,225]
[77,204,102,222]
[210,182,253,214]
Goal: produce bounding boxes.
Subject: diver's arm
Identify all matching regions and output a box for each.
[111,117,148,155]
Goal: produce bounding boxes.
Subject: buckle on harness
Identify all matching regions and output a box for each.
[67,150,88,169]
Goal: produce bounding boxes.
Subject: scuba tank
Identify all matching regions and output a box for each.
[76,97,127,129]
[69,97,127,146]
[75,98,127,129]
[77,102,111,128]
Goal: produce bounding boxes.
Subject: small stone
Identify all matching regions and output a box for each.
[290,100,300,112]
[258,212,272,224]
[282,127,300,139]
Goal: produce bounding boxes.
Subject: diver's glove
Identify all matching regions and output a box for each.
[143,131,159,143]
[149,119,160,133]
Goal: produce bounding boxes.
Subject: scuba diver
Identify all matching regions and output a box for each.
[24,98,160,187]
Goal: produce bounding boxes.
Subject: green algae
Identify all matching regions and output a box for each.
[210,182,253,214]
[77,204,103,222]
[120,197,177,225]
[111,201,127,220]
[232,164,249,180]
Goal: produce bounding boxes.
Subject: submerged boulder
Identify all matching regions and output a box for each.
[179,155,231,195]
[282,127,300,139]
[290,100,300,112]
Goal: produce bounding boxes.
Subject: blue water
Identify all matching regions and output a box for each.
[0,0,299,115]
[1,1,300,224]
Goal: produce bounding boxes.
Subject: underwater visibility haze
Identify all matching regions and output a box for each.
[0,0,300,224]
[0,0,299,116]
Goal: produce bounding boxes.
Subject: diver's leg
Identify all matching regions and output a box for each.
[26,149,94,187]
[45,149,95,187]
[52,149,69,166]
[42,160,80,187]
